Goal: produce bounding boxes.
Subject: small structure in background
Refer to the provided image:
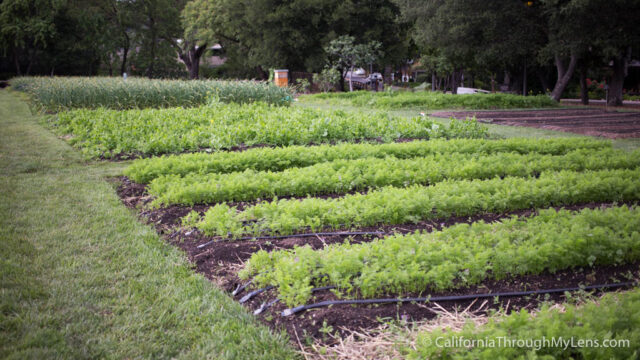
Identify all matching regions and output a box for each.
[347,69,385,91]
[274,69,289,87]
[457,87,490,94]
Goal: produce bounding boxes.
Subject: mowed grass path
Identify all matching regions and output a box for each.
[0,91,296,359]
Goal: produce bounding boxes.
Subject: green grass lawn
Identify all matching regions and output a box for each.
[0,90,297,359]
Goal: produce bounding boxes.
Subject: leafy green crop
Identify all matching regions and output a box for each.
[148,148,638,206]
[301,90,558,110]
[410,287,640,359]
[125,138,611,184]
[11,76,292,111]
[241,206,640,306]
[53,103,486,158]
[193,168,640,236]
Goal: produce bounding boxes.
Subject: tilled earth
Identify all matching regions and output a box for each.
[116,176,640,343]
[432,108,640,139]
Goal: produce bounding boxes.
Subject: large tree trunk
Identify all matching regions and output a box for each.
[550,53,578,101]
[179,43,207,80]
[579,65,589,105]
[608,53,629,106]
[188,59,199,79]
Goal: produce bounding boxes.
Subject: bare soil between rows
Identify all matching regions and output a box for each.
[432,108,640,139]
[115,176,640,343]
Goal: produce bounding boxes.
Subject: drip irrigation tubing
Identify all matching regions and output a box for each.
[196,231,386,250]
[253,286,337,315]
[281,281,637,317]
[232,280,252,296]
[240,286,274,304]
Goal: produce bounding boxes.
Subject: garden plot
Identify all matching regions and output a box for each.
[50,102,484,159]
[117,137,640,341]
[433,108,640,139]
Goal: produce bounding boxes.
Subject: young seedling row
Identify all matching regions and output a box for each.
[147,148,639,206]
[192,168,640,236]
[241,206,640,306]
[126,137,609,183]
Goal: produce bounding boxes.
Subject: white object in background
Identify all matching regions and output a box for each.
[457,87,490,94]
[123,72,128,81]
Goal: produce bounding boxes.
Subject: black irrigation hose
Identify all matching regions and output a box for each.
[254,298,280,315]
[240,285,274,304]
[196,231,386,250]
[281,281,638,317]
[253,286,337,315]
[232,280,252,296]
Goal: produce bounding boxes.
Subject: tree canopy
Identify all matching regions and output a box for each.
[1,0,638,102]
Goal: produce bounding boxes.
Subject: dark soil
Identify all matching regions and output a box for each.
[432,109,640,139]
[115,175,640,343]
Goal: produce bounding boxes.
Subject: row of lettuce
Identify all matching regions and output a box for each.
[52,102,486,158]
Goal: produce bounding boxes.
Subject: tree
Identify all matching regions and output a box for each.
[0,0,62,75]
[525,0,640,103]
[576,0,640,106]
[182,0,407,79]
[325,35,381,91]
[178,0,215,79]
[397,0,546,94]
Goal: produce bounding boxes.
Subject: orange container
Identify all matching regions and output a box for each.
[274,69,289,87]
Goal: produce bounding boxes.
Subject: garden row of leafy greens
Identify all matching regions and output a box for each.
[301,90,558,110]
[190,168,640,236]
[11,76,293,111]
[125,137,610,183]
[410,286,640,359]
[241,206,640,306]
[52,102,486,158]
[148,148,639,206]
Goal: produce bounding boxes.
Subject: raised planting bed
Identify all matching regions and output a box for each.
[433,108,640,139]
[115,136,640,343]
